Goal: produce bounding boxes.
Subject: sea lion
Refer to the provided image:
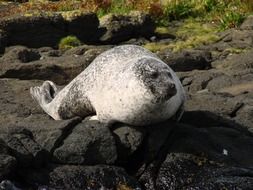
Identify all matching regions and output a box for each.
[30,45,186,126]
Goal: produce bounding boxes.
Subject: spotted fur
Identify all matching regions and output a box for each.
[30,45,186,126]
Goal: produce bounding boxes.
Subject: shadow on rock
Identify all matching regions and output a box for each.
[138,110,253,189]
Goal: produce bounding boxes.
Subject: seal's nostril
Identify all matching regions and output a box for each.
[169,83,176,89]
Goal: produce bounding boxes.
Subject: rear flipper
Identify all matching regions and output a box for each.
[30,80,58,110]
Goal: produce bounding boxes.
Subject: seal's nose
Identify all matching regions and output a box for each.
[167,83,177,96]
[169,83,175,90]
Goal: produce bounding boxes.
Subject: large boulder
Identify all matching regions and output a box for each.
[156,153,253,190]
[0,13,66,48]
[112,124,146,163]
[0,79,82,165]
[20,164,142,190]
[0,12,100,48]
[100,11,155,43]
[53,118,117,165]
[62,11,100,43]
[1,46,41,63]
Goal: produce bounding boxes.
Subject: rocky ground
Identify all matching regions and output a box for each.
[0,11,253,190]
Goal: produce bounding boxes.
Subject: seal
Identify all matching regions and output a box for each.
[30,45,186,126]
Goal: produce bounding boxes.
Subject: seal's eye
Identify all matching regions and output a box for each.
[150,71,159,78]
[167,72,172,79]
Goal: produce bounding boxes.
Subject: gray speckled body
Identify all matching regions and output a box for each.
[30,45,186,126]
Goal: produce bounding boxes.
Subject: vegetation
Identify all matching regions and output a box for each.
[145,19,219,52]
[0,0,253,52]
[58,35,81,50]
[0,1,252,30]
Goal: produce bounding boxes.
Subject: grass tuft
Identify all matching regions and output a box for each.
[58,35,81,50]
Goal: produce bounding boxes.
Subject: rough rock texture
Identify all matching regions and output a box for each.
[112,124,146,163]
[156,153,253,190]
[158,49,212,71]
[0,154,16,180]
[0,46,109,85]
[241,15,253,30]
[0,12,100,49]
[54,118,117,165]
[0,13,66,48]
[0,11,156,52]
[20,165,142,190]
[100,11,155,43]
[0,30,7,54]
[64,11,100,43]
[1,46,41,63]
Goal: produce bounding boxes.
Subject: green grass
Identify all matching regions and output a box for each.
[96,0,134,18]
[58,35,81,50]
[155,0,252,29]
[3,0,252,30]
[219,12,245,30]
[144,19,219,52]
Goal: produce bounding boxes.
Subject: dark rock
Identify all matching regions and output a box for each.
[63,44,112,56]
[0,30,7,54]
[155,153,253,190]
[0,137,15,179]
[0,180,21,190]
[53,117,117,165]
[240,15,253,30]
[139,118,253,189]
[0,155,16,180]
[120,37,150,46]
[0,78,82,157]
[63,44,93,56]
[37,47,62,57]
[179,74,253,130]
[185,92,243,118]
[235,103,253,133]
[0,13,66,48]
[158,49,212,72]
[37,47,54,53]
[0,139,9,155]
[0,12,100,48]
[178,70,221,93]
[20,164,142,190]
[112,124,146,163]
[0,46,41,63]
[154,31,176,40]
[142,121,176,164]
[100,11,155,43]
[167,123,253,166]
[200,28,253,61]
[64,12,100,43]
[0,47,107,85]
[219,29,253,49]
[213,49,253,72]
[3,127,48,168]
[178,68,253,96]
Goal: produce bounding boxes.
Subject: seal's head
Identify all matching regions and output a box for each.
[133,57,177,104]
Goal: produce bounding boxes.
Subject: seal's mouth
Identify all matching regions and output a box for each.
[151,83,177,104]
